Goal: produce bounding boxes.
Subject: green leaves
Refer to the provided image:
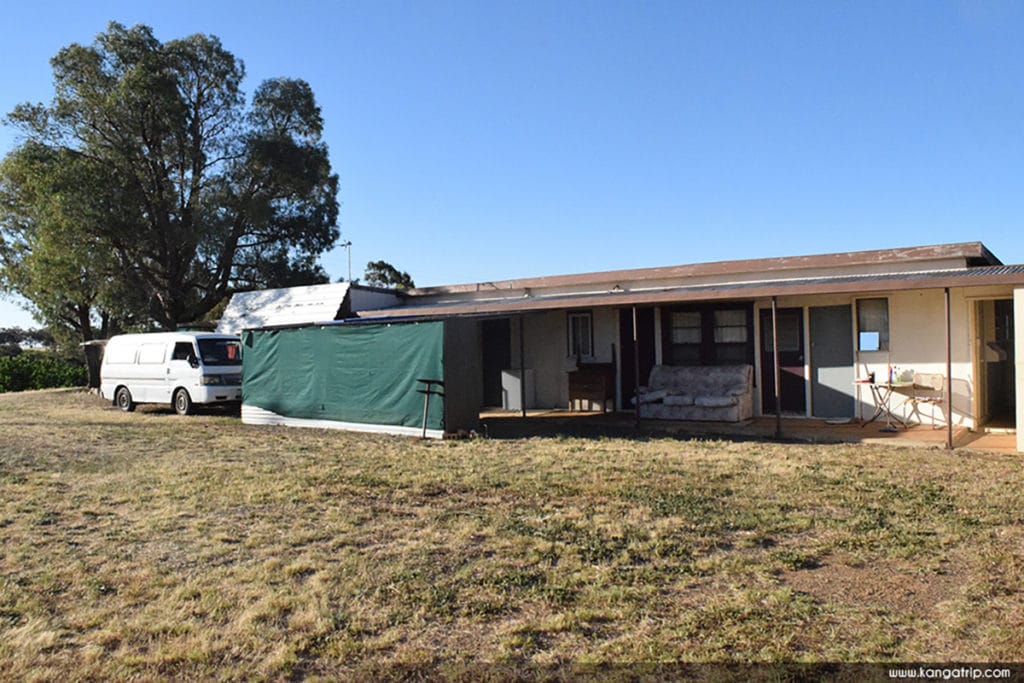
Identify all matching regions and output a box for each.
[1,22,340,336]
[250,78,323,141]
[363,261,416,289]
[0,353,87,392]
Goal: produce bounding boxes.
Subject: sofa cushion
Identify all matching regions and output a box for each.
[638,388,668,404]
[647,364,753,396]
[694,395,739,408]
[640,365,753,422]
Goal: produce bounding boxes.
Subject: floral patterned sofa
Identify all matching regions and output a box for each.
[637,365,754,422]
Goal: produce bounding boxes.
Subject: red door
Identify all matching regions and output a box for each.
[760,308,806,414]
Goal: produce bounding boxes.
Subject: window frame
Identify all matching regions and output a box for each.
[661,303,754,366]
[171,341,197,362]
[713,308,749,344]
[856,297,890,352]
[567,310,594,358]
[197,338,243,366]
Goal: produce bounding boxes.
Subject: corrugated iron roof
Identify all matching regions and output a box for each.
[217,283,351,334]
[358,265,1024,319]
[404,241,999,297]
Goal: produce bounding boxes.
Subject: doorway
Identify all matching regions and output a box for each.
[481,318,511,408]
[619,307,656,410]
[760,308,807,414]
[975,299,1015,429]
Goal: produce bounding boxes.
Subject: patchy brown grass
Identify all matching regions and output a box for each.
[0,389,1022,679]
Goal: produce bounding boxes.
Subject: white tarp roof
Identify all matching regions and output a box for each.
[216,283,351,335]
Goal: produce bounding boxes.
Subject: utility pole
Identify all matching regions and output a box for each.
[340,240,353,282]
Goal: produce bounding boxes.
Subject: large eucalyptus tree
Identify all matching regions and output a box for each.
[0,22,339,337]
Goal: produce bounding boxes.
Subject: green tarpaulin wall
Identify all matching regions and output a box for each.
[242,322,445,431]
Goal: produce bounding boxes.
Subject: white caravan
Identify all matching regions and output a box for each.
[100,332,243,415]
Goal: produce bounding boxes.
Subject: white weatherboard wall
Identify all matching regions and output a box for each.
[883,289,970,427]
[759,287,986,428]
[349,288,402,312]
[513,311,563,408]
[1016,288,1024,453]
[515,308,618,409]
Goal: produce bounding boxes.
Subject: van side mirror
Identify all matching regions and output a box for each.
[188,356,200,369]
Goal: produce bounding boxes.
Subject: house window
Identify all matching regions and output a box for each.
[669,311,702,364]
[568,311,593,357]
[663,304,754,366]
[857,298,889,351]
[714,309,750,363]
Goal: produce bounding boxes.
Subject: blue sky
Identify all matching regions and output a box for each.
[2,1,1022,328]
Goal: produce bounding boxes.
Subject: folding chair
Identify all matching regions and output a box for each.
[905,372,945,428]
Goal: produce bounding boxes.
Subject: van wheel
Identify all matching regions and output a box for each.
[173,389,194,416]
[115,387,135,412]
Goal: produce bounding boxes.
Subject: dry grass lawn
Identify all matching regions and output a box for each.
[1,389,1022,679]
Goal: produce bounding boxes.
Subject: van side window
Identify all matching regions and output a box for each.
[105,346,136,364]
[138,344,166,364]
[172,342,196,361]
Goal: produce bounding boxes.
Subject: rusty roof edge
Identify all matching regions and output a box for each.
[978,243,1002,266]
[404,242,994,297]
[416,265,976,305]
[358,264,1024,319]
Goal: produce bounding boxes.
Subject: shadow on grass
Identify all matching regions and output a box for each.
[479,413,807,446]
[111,403,241,419]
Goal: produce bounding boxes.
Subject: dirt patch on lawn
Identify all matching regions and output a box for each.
[781,555,963,618]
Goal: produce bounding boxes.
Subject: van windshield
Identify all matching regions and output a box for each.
[197,339,242,366]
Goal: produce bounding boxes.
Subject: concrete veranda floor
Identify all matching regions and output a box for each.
[479,409,1019,455]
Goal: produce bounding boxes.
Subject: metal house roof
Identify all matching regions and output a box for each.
[403,242,1000,297]
[357,264,1024,319]
[216,283,352,335]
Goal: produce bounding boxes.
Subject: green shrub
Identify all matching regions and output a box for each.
[0,353,87,393]
[0,343,23,358]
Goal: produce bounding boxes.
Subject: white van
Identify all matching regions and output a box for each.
[100,332,243,415]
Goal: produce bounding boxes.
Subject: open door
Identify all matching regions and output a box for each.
[760,308,806,414]
[619,308,655,409]
[481,318,511,408]
[975,300,1015,429]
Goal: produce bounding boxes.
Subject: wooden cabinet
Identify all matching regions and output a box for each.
[568,363,615,412]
